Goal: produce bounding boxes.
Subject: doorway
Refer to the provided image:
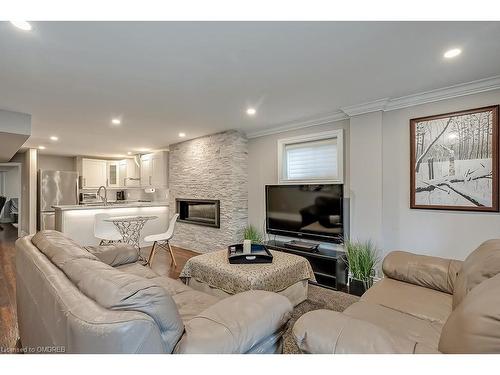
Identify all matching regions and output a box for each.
[0,163,22,237]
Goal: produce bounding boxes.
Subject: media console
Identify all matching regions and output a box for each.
[264,239,347,291]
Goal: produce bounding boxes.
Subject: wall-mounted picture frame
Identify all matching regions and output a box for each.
[410,105,499,212]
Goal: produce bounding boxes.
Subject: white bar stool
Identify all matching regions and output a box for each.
[145,213,179,268]
[94,213,123,245]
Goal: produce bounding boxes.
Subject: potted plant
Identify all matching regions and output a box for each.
[343,239,380,296]
[243,225,263,244]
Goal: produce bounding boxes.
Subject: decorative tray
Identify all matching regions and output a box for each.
[227,243,273,264]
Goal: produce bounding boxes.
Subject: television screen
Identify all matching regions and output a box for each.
[265,184,343,242]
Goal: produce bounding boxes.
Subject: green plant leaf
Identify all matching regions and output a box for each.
[243,225,263,244]
[343,239,380,281]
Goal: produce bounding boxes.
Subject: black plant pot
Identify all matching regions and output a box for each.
[349,278,367,297]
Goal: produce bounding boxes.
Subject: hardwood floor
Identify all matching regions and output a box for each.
[0,224,18,351]
[141,244,198,279]
[0,227,197,351]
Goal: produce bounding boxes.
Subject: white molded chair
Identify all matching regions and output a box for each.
[94,213,122,245]
[145,213,179,268]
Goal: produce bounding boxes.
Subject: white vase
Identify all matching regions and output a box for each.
[243,239,252,254]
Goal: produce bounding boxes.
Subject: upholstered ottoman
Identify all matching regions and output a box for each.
[179,249,315,306]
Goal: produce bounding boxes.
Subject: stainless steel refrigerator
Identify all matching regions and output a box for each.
[38,170,79,230]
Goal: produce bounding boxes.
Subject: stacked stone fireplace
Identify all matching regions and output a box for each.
[168,130,248,253]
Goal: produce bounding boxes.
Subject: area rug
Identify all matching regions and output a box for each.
[282,284,359,354]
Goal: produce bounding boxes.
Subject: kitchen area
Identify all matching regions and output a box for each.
[39,151,170,247]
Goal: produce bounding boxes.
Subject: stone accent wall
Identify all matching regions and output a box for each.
[168,130,248,253]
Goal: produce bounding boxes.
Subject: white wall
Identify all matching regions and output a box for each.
[381,89,500,260]
[248,120,350,233]
[3,167,20,198]
[11,149,37,235]
[349,112,383,245]
[38,154,76,171]
[0,109,30,135]
[248,89,500,261]
[0,109,31,162]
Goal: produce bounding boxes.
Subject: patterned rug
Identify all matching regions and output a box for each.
[283,284,359,354]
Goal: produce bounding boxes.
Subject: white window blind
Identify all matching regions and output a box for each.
[284,138,337,181]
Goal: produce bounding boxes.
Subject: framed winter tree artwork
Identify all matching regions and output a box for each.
[410,105,499,212]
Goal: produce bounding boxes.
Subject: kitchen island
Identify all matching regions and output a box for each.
[54,201,169,247]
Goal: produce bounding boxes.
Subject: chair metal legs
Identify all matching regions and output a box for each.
[147,240,177,268]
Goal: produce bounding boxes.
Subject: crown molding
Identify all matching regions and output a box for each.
[246,110,348,138]
[385,75,500,111]
[340,98,389,117]
[246,75,500,139]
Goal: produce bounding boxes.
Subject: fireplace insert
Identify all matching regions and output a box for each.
[176,198,220,228]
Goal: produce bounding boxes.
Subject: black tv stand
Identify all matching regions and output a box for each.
[265,239,347,291]
[283,240,319,252]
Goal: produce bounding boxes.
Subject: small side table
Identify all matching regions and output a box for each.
[104,215,157,262]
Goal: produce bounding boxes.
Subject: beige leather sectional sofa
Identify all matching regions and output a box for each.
[293,239,500,354]
[15,230,293,354]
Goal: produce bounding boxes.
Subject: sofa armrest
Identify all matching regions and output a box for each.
[174,290,292,354]
[293,310,438,354]
[85,244,139,267]
[382,251,462,294]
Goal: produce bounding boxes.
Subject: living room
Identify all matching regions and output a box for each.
[1,1,500,374]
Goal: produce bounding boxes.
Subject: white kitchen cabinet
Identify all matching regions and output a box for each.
[141,151,167,188]
[107,161,120,188]
[140,154,152,186]
[151,152,167,187]
[119,158,141,187]
[81,158,107,188]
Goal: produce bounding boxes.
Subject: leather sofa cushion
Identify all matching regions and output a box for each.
[383,251,461,294]
[293,309,439,354]
[32,230,99,267]
[148,276,220,322]
[440,273,500,353]
[175,290,292,354]
[362,278,452,325]
[86,243,139,267]
[61,258,184,353]
[344,301,443,350]
[33,230,184,353]
[453,239,500,309]
[172,290,220,322]
[117,263,159,279]
[150,275,193,295]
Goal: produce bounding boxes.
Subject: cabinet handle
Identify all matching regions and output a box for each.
[149,176,152,185]
[83,178,86,187]
[106,178,109,186]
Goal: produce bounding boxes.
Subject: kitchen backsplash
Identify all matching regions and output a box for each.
[81,188,169,202]
[125,188,169,202]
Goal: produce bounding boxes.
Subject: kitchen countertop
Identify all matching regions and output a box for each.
[53,201,169,211]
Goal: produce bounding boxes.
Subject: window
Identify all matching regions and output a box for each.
[278,130,343,183]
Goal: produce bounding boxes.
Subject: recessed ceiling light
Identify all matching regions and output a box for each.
[10,21,32,31]
[38,145,46,150]
[50,136,59,141]
[127,151,132,155]
[246,108,257,116]
[444,48,462,59]
[178,132,186,138]
[111,118,121,125]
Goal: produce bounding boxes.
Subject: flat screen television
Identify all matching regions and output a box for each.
[265,184,343,243]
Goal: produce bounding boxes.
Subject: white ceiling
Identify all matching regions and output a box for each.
[1,21,500,157]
